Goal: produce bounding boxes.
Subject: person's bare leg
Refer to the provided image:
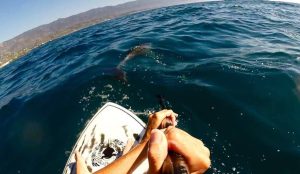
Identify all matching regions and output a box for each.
[75,151,91,174]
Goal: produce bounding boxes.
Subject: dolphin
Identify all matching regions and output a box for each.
[117,43,152,69]
[115,43,153,81]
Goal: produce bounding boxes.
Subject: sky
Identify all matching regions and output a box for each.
[0,0,134,42]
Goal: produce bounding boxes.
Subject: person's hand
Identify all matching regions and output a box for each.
[142,110,177,142]
[147,128,210,174]
[165,127,211,173]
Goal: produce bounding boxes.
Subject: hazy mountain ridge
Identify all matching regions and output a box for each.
[0,0,206,67]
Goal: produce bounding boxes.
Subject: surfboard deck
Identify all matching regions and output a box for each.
[63,102,148,174]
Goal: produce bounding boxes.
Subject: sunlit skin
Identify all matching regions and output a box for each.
[75,110,210,174]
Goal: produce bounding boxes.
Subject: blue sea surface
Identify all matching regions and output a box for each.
[1,1,300,173]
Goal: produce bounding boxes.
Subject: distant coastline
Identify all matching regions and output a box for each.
[0,0,207,68]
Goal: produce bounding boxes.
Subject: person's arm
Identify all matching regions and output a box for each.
[75,138,149,174]
[69,109,176,174]
[75,137,149,174]
[93,139,148,174]
[93,109,177,174]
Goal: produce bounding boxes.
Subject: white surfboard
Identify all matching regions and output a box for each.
[63,102,149,174]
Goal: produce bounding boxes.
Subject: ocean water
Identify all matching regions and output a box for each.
[1,1,300,174]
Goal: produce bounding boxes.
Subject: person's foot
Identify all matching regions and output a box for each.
[75,151,91,174]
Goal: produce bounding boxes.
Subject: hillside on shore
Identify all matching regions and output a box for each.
[0,0,206,67]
